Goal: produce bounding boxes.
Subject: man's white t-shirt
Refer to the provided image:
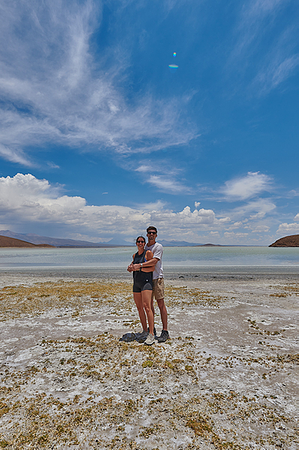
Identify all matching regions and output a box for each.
[145,242,163,280]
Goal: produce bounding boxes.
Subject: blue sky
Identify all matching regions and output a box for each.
[0,0,298,245]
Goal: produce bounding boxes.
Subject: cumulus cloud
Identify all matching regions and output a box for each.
[0,174,220,239]
[1,173,286,243]
[0,1,196,166]
[275,212,299,235]
[222,172,272,201]
[251,225,270,233]
[277,222,299,235]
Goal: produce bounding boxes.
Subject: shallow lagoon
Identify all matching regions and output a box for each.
[0,246,299,276]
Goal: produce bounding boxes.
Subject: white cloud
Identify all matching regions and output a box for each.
[0,174,220,239]
[0,1,196,166]
[230,221,243,229]
[277,223,299,235]
[222,172,272,201]
[147,175,190,194]
[0,173,285,243]
[234,0,286,56]
[251,225,270,233]
[223,231,249,244]
[0,144,33,166]
[232,198,276,219]
[228,0,299,95]
[275,212,299,236]
[254,52,299,94]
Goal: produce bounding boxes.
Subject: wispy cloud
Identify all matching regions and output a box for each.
[222,172,272,201]
[0,144,33,166]
[0,1,196,166]
[231,198,276,220]
[233,0,286,58]
[147,175,190,194]
[254,53,299,94]
[227,0,299,94]
[134,160,192,194]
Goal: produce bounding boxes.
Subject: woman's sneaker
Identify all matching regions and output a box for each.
[136,330,148,343]
[157,330,169,343]
[148,327,157,336]
[144,333,155,346]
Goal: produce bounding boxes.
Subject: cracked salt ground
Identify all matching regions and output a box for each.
[0,275,298,449]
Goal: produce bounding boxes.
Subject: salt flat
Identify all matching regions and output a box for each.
[0,273,298,449]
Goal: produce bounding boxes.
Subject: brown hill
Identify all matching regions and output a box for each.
[269,234,299,247]
[0,235,54,248]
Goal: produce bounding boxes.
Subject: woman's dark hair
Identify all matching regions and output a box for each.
[136,236,146,244]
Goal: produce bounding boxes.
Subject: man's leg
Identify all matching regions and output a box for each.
[154,278,169,342]
[156,298,167,331]
[151,296,155,321]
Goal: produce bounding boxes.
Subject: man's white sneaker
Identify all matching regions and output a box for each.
[144,333,155,346]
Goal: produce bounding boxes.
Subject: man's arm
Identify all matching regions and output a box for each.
[127,254,135,272]
[132,257,158,272]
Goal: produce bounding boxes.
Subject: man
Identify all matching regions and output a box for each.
[133,226,169,343]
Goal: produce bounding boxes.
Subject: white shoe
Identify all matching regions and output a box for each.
[144,333,155,346]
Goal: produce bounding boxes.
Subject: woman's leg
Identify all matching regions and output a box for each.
[133,292,147,331]
[142,290,154,335]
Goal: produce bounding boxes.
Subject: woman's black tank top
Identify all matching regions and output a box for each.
[133,251,146,265]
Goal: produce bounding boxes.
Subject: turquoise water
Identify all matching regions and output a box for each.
[0,246,299,273]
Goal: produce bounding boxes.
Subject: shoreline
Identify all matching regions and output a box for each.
[0,272,298,449]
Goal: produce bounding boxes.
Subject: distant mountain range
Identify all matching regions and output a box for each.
[0,235,54,248]
[159,239,203,247]
[0,230,208,247]
[0,230,111,247]
[2,230,298,248]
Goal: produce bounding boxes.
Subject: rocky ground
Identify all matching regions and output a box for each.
[0,273,298,449]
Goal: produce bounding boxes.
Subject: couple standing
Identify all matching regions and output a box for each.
[127,226,169,345]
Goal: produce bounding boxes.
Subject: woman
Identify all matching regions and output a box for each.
[127,236,156,345]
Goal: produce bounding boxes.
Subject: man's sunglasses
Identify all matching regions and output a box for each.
[147,231,156,235]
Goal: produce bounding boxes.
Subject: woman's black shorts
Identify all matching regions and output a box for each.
[133,271,153,293]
